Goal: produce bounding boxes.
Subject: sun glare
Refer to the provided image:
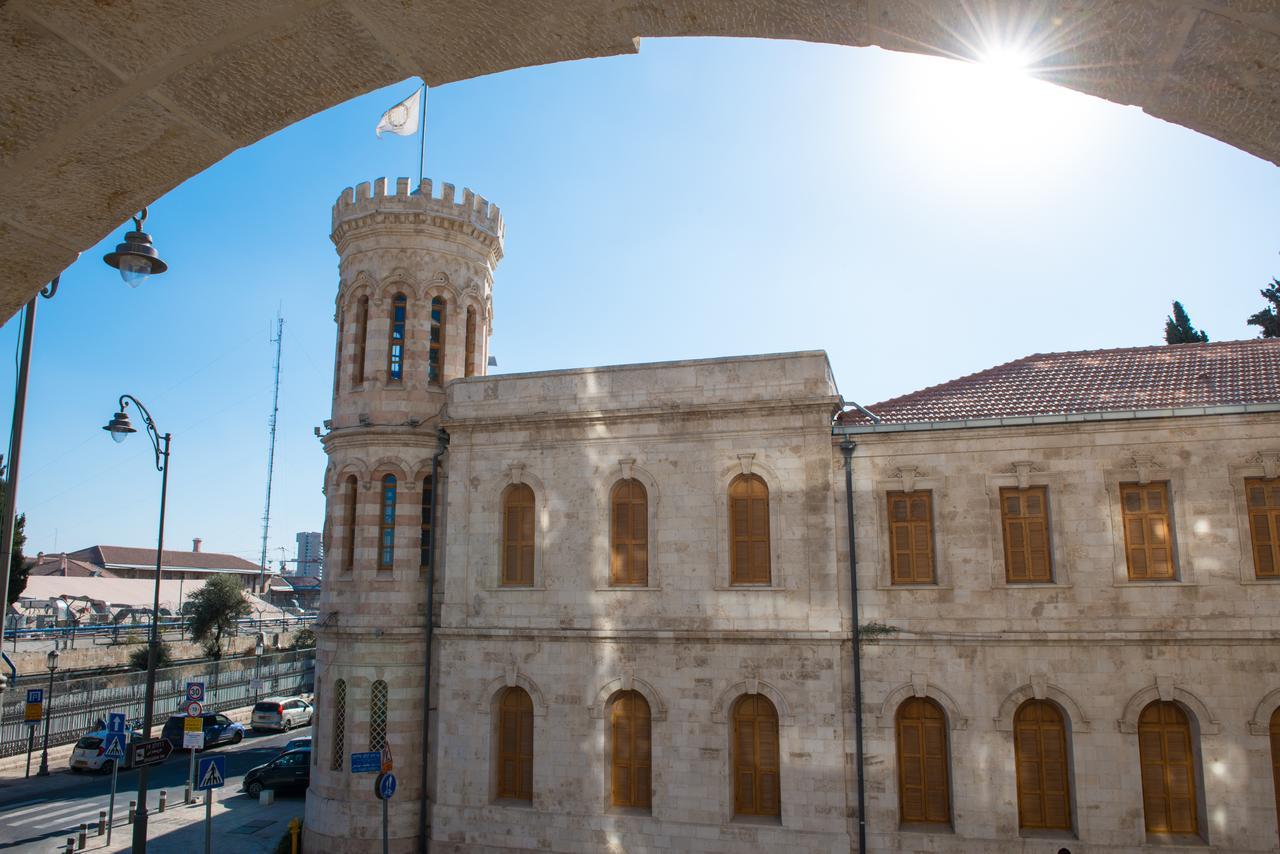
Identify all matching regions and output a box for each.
[979,46,1033,77]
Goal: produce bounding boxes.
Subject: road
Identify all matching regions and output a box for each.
[0,726,310,849]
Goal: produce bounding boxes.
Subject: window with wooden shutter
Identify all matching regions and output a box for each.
[1245,478,1280,579]
[887,491,936,585]
[732,694,780,817]
[610,691,652,810]
[1121,482,1176,580]
[1271,708,1280,839]
[610,479,648,586]
[465,305,477,378]
[496,687,534,802]
[896,697,951,825]
[1014,700,1072,830]
[1138,701,1199,835]
[1001,487,1052,583]
[353,296,368,385]
[729,474,770,585]
[342,476,357,573]
[502,484,535,586]
[378,475,396,571]
[387,293,407,382]
[428,296,445,386]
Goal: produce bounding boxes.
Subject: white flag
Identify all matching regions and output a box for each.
[375,88,422,138]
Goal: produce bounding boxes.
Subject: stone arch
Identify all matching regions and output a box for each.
[378,275,416,303]
[422,271,457,303]
[1247,687,1280,736]
[1118,682,1220,735]
[410,455,445,484]
[589,675,668,721]
[342,271,376,305]
[876,678,967,730]
[711,679,795,726]
[334,460,372,490]
[995,682,1091,733]
[477,671,548,717]
[369,457,412,485]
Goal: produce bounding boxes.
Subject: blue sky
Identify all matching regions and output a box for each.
[2,37,1277,565]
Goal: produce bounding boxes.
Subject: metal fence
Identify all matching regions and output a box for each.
[0,648,315,759]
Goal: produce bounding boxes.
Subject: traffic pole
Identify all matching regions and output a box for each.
[203,788,213,854]
[187,747,197,803]
[24,725,33,777]
[382,797,389,854]
[107,757,119,844]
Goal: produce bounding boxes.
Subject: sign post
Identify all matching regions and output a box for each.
[104,713,127,845]
[195,755,225,854]
[183,702,204,800]
[375,771,396,854]
[23,689,42,778]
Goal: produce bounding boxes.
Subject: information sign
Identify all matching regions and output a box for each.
[350,751,382,774]
[130,737,173,767]
[23,688,42,723]
[184,716,203,733]
[184,731,205,750]
[196,755,226,791]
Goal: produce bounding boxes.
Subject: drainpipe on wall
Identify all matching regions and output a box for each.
[839,437,867,854]
[419,428,448,854]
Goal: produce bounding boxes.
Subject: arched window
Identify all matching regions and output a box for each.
[610,479,648,586]
[370,680,388,751]
[342,476,358,573]
[1014,700,1072,830]
[331,678,347,771]
[729,474,770,585]
[420,473,434,572]
[378,475,397,571]
[496,687,534,802]
[1271,707,1280,836]
[896,697,951,826]
[732,694,780,817]
[333,309,344,397]
[501,483,535,586]
[610,691,652,809]
[1138,701,1199,835]
[429,296,445,386]
[465,305,477,378]
[387,293,407,382]
[353,296,369,386]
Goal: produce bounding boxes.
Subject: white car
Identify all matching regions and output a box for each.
[251,697,313,732]
[69,726,138,773]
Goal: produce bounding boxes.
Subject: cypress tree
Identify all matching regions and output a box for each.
[1246,278,1280,339]
[1164,301,1209,344]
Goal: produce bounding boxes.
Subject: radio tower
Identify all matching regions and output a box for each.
[258,314,284,593]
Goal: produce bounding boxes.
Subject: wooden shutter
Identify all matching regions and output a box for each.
[610,691,652,809]
[1245,478,1280,579]
[1137,701,1199,835]
[497,688,534,802]
[1271,708,1280,839]
[1014,700,1072,830]
[897,698,950,825]
[729,475,771,585]
[1120,482,1176,580]
[1001,487,1052,583]
[731,695,780,817]
[502,484,535,586]
[888,491,936,585]
[610,479,648,586]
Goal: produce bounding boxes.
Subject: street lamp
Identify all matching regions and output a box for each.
[253,632,265,706]
[36,648,58,776]
[102,208,168,288]
[103,396,171,854]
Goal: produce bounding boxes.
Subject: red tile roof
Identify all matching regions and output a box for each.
[28,554,116,578]
[66,545,262,573]
[840,339,1280,426]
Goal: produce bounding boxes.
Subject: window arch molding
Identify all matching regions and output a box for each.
[593,460,661,588]
[341,272,375,307]
[370,458,412,485]
[995,682,1091,733]
[421,271,456,303]
[376,270,420,302]
[589,675,668,722]
[1249,687,1280,736]
[1118,681,1220,735]
[715,455,785,588]
[491,465,547,589]
[711,679,795,726]
[876,678,967,730]
[477,670,548,718]
[332,461,371,491]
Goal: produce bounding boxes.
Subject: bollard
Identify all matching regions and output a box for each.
[77,823,86,849]
[97,810,106,836]
[289,817,301,854]
[159,790,167,813]
[184,782,192,805]
[128,800,136,825]
[64,837,74,854]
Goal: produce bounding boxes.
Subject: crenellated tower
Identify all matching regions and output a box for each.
[305,177,503,853]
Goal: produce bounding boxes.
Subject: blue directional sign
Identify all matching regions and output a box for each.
[196,755,226,791]
[25,688,41,704]
[350,751,382,774]
[107,712,126,734]
[375,772,397,800]
[103,734,126,759]
[186,681,204,703]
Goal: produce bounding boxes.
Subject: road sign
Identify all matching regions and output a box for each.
[249,677,264,691]
[186,681,204,703]
[375,772,397,800]
[23,688,42,723]
[184,716,203,733]
[196,755,225,791]
[107,712,126,734]
[25,689,42,704]
[381,742,393,772]
[184,700,204,717]
[183,731,205,750]
[350,751,382,774]
[103,734,126,759]
[130,737,173,767]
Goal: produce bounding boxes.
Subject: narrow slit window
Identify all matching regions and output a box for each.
[1001,486,1052,583]
[378,475,397,571]
[1120,482,1176,580]
[420,473,434,572]
[387,293,407,382]
[342,476,357,573]
[370,680,388,752]
[354,296,369,386]
[1245,477,1280,579]
[429,296,445,386]
[465,305,477,378]
[331,678,347,771]
[333,310,344,397]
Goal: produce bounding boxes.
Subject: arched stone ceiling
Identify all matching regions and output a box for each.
[1,1,1277,319]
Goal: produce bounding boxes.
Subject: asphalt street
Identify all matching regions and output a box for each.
[0,726,310,849]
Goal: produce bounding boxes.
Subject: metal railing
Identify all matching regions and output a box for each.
[0,648,315,759]
[3,614,317,648]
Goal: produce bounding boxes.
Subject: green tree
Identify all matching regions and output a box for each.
[128,640,174,671]
[1164,301,1209,344]
[1247,278,1280,338]
[0,478,27,608]
[185,574,250,660]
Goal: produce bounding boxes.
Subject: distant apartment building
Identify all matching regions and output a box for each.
[295,531,323,577]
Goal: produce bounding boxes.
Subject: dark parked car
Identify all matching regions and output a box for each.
[242,747,311,797]
[161,713,245,751]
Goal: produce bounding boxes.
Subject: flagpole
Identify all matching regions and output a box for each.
[417,83,427,185]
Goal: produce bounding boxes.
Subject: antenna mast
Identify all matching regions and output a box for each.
[258,314,284,593]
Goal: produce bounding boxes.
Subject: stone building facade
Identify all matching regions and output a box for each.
[306,177,1280,853]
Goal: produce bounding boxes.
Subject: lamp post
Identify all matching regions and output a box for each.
[36,648,58,775]
[103,396,170,854]
[253,632,265,706]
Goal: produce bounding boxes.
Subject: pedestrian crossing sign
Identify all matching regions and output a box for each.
[196,755,226,791]
[103,733,126,759]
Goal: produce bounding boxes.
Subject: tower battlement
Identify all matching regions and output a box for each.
[332,177,503,240]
